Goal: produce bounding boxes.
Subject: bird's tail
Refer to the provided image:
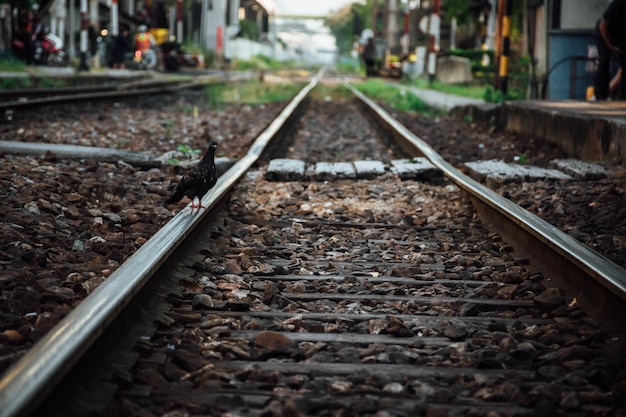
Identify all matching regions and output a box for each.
[164,189,184,206]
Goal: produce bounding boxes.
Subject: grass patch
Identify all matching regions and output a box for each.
[310,84,354,102]
[0,76,32,89]
[410,77,488,99]
[230,55,295,71]
[204,80,304,106]
[409,76,526,103]
[0,60,27,72]
[355,79,433,114]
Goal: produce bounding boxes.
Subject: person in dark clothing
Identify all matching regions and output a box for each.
[14,8,35,63]
[593,0,626,100]
[363,37,377,77]
[110,29,130,69]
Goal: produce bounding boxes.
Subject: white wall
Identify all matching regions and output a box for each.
[560,0,608,29]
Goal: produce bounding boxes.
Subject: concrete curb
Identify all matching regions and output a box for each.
[452,101,626,165]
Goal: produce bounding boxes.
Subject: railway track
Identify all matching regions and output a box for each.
[0,68,625,417]
[0,70,252,110]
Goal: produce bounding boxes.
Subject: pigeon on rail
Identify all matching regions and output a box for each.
[165,141,219,213]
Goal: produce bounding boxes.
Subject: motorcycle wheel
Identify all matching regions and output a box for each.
[48,52,69,67]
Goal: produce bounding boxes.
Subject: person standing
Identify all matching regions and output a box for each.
[593,0,626,100]
[15,7,34,63]
[363,37,377,77]
[111,28,130,69]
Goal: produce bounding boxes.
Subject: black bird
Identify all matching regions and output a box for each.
[165,141,219,213]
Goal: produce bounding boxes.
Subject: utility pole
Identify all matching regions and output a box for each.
[497,0,512,95]
[111,0,119,37]
[78,0,89,70]
[176,0,183,42]
[401,1,409,56]
[89,0,98,67]
[486,0,496,50]
[427,0,441,82]
[385,0,399,50]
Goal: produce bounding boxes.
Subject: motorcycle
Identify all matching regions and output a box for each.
[11,30,68,66]
[160,41,199,72]
[34,32,68,66]
[131,47,158,70]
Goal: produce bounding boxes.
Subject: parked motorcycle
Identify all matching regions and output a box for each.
[160,41,199,72]
[33,32,68,66]
[11,30,68,66]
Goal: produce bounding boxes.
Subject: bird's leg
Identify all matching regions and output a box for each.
[189,197,207,213]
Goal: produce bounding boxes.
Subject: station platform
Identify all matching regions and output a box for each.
[404,86,625,166]
[453,99,626,166]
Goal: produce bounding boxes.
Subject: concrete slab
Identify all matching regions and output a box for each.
[464,159,573,186]
[550,159,609,180]
[390,157,442,181]
[265,158,306,181]
[353,160,388,179]
[436,56,473,85]
[313,162,356,181]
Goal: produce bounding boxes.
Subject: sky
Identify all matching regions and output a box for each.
[275,0,360,17]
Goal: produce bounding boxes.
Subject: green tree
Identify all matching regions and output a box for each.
[8,0,36,11]
[239,19,259,40]
[443,0,473,25]
[326,1,372,55]
[325,4,356,55]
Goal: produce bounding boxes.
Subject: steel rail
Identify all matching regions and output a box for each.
[344,78,626,318]
[0,73,252,110]
[0,81,194,110]
[0,67,323,417]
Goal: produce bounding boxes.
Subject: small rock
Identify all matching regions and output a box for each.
[537,365,568,381]
[253,331,293,352]
[134,367,168,390]
[534,287,566,309]
[443,322,468,341]
[72,239,85,251]
[192,294,214,309]
[2,329,26,344]
[43,286,75,303]
[559,391,582,411]
[382,382,404,394]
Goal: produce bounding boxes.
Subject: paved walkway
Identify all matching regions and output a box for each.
[402,86,485,111]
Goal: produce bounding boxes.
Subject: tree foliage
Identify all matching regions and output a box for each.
[325,3,362,55]
[7,0,36,10]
